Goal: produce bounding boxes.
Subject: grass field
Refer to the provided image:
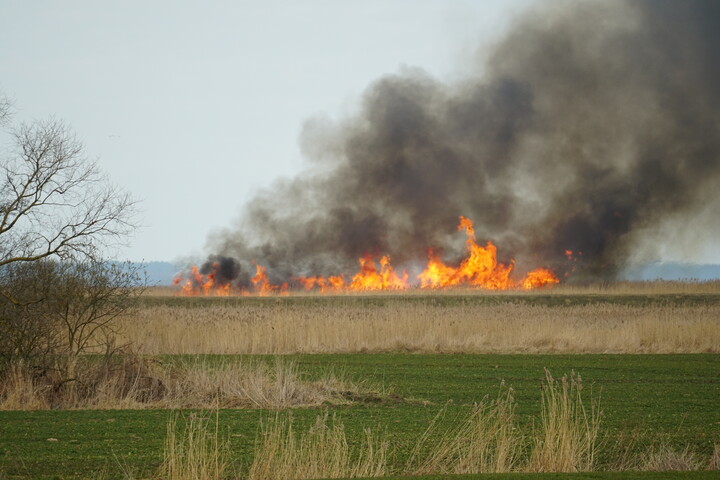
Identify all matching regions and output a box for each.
[1,353,718,478]
[1,288,718,479]
[123,292,720,354]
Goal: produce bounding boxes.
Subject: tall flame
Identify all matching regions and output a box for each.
[175,216,560,295]
[251,264,288,296]
[418,216,514,289]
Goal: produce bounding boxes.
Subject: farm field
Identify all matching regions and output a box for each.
[0,282,720,479]
[1,353,719,478]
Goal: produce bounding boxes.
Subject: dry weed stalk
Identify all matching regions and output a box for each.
[407,387,520,475]
[708,444,720,470]
[527,369,601,472]
[247,413,387,480]
[0,364,51,410]
[161,409,229,480]
[640,444,704,471]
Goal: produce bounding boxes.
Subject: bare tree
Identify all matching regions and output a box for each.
[0,91,11,126]
[0,92,142,389]
[45,260,145,382]
[0,259,145,400]
[0,96,138,303]
[0,261,60,368]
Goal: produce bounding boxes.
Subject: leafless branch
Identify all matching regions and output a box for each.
[0,118,139,277]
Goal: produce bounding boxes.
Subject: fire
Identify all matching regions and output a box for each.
[175,216,561,295]
[417,216,558,290]
[295,255,408,292]
[418,216,514,289]
[297,275,345,293]
[521,267,560,289]
[350,254,408,291]
[563,249,582,277]
[251,264,288,296]
[251,264,272,296]
[173,263,233,296]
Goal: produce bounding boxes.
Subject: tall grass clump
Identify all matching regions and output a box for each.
[708,444,720,470]
[0,356,375,410]
[527,368,601,472]
[247,413,388,480]
[639,444,703,472]
[160,409,229,480]
[0,364,51,410]
[407,386,520,474]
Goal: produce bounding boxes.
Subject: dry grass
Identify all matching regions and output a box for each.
[527,369,601,472]
[160,410,230,480]
[405,369,600,475]
[406,387,521,475]
[76,360,719,479]
[147,410,387,480]
[121,302,720,355]
[247,413,388,480]
[0,364,52,410]
[708,444,720,470]
[139,370,718,478]
[0,357,372,410]
[639,444,704,471]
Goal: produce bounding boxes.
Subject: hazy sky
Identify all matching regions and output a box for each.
[3,1,718,265]
[1,1,538,262]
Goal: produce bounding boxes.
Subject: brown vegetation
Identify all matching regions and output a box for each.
[146,371,717,479]
[526,369,600,472]
[149,369,602,478]
[122,301,720,355]
[639,444,704,472]
[248,413,388,480]
[0,357,373,410]
[406,387,521,474]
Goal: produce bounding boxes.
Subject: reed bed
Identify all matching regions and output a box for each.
[121,302,720,355]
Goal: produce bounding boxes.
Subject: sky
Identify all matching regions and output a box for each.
[1,0,538,262]
[2,0,718,265]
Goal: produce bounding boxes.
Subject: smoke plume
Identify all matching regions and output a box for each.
[205,0,720,284]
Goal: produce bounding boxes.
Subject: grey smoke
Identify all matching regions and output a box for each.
[204,0,720,285]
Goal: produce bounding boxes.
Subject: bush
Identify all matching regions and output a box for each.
[0,260,144,389]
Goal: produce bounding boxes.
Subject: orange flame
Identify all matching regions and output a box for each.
[418,216,513,289]
[418,216,558,290]
[251,264,272,296]
[173,263,241,296]
[521,267,560,289]
[174,216,560,295]
[251,264,289,296]
[297,275,346,293]
[349,254,408,291]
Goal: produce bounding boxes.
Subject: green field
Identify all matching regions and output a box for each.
[1,353,718,479]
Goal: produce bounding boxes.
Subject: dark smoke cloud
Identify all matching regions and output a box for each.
[207,0,720,284]
[199,255,246,286]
